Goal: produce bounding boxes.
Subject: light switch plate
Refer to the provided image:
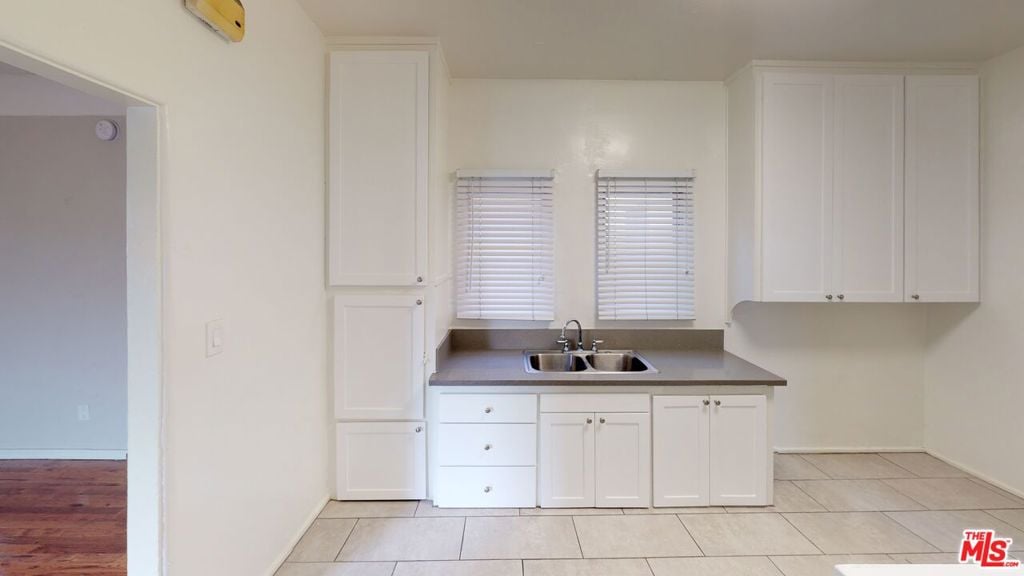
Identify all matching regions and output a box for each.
[77,404,90,421]
[206,319,224,357]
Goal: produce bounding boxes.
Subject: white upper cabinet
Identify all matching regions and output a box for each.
[329,51,428,286]
[832,74,905,302]
[905,75,979,302]
[333,294,425,420]
[760,72,835,301]
[728,64,978,308]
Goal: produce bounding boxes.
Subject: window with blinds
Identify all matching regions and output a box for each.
[596,170,695,320]
[455,170,555,320]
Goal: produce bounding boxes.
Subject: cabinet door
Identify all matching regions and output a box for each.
[539,413,594,508]
[905,75,979,302]
[652,396,709,507]
[760,72,834,302]
[333,294,424,420]
[833,75,905,302]
[336,422,425,500]
[595,413,651,508]
[709,395,767,506]
[329,51,428,286]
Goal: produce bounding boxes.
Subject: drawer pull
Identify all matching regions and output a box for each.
[484,406,493,414]
[483,485,492,493]
[484,444,492,451]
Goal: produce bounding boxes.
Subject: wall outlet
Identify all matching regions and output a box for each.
[206,319,225,357]
[77,404,90,421]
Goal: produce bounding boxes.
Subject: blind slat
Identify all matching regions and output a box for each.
[456,173,555,321]
[596,172,696,321]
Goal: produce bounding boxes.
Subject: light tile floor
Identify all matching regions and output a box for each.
[277,453,1024,576]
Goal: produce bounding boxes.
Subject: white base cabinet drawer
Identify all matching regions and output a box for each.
[439,424,536,466]
[435,466,536,508]
[439,394,537,423]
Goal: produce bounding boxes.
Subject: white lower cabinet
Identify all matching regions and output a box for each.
[539,395,651,508]
[539,413,595,507]
[653,396,710,507]
[595,412,651,507]
[709,395,768,505]
[653,394,768,507]
[435,394,538,508]
[336,422,426,500]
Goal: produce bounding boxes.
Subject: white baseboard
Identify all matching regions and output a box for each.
[774,446,924,454]
[264,494,330,576]
[925,449,1024,500]
[0,449,127,460]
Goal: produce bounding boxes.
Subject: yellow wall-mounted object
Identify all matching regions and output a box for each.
[185,0,245,42]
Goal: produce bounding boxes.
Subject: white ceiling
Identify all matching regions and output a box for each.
[297,0,1024,80]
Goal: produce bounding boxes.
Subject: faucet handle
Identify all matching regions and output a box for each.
[590,339,605,352]
[556,336,570,352]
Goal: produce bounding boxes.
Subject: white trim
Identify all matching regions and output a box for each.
[596,169,696,180]
[925,450,1024,500]
[263,494,330,576]
[774,446,925,454]
[0,450,128,460]
[455,169,555,180]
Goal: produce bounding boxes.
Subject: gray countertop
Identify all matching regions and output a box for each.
[429,348,786,387]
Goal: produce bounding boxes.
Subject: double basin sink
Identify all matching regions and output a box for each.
[524,350,656,374]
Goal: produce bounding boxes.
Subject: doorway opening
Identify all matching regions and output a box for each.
[0,42,162,575]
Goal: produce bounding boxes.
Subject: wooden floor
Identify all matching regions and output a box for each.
[0,460,126,576]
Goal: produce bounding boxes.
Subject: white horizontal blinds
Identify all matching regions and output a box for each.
[596,170,696,320]
[456,170,555,320]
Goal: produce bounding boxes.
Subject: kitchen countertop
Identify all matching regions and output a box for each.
[429,347,786,387]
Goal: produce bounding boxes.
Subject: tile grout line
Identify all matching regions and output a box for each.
[333,517,360,562]
[643,557,656,576]
[570,515,585,559]
[673,513,706,557]
[766,555,788,575]
[777,512,827,555]
[793,453,832,479]
[786,478,831,511]
[458,516,467,560]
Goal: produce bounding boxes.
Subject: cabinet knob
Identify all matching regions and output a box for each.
[417,276,423,283]
[599,417,606,424]
[912,294,920,300]
[416,299,423,306]
[484,444,492,451]
[703,399,710,406]
[586,417,593,424]
[483,485,492,493]
[484,406,493,414]
[837,294,845,301]
[826,294,833,301]
[415,426,423,433]
[714,400,722,407]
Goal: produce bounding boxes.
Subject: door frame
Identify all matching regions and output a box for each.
[0,41,164,575]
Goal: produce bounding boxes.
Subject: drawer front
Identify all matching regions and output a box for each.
[435,466,536,508]
[439,424,537,466]
[540,394,649,414]
[439,394,537,423]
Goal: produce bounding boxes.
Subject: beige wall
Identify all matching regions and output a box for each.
[923,45,1024,495]
[449,79,729,329]
[0,1,328,574]
[0,116,127,455]
[449,78,929,451]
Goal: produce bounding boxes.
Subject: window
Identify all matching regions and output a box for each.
[596,170,695,320]
[455,170,555,320]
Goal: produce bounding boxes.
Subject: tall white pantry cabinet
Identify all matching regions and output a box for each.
[727,63,979,309]
[328,43,450,500]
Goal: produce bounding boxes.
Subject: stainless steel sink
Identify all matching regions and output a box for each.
[527,352,588,372]
[524,350,655,374]
[585,352,651,372]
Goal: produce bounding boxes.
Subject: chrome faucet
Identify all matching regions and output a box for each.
[558,319,584,352]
